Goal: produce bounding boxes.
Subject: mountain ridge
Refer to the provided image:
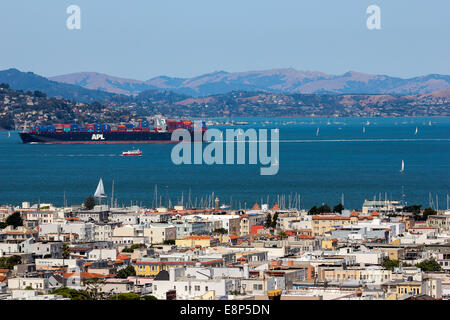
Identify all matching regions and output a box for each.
[0,68,118,103]
[49,68,450,97]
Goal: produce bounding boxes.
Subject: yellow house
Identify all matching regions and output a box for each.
[175,236,214,247]
[312,215,354,236]
[321,238,338,250]
[135,259,224,277]
[395,281,423,296]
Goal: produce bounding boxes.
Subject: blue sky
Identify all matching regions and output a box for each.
[0,0,449,80]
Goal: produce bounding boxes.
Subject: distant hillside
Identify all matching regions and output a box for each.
[0,69,118,103]
[50,72,156,95]
[50,68,450,97]
[0,83,132,130]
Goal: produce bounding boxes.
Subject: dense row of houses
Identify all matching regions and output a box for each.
[0,199,449,300]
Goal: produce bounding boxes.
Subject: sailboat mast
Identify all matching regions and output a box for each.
[111,180,115,208]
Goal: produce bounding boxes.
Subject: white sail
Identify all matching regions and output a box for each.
[8,131,10,138]
[400,160,404,173]
[316,128,319,136]
[363,126,365,133]
[94,178,107,198]
[414,127,418,135]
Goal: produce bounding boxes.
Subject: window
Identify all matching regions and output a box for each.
[195,285,200,291]
[205,286,208,291]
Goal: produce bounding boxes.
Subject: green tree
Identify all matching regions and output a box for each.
[141,295,158,300]
[382,258,400,271]
[117,265,136,279]
[0,255,21,270]
[52,287,90,300]
[308,206,320,215]
[130,243,145,250]
[403,205,421,215]
[271,212,279,229]
[108,293,141,300]
[333,203,344,213]
[415,259,442,272]
[422,208,437,221]
[6,212,23,228]
[278,231,288,239]
[84,278,107,300]
[62,243,71,259]
[213,228,227,235]
[83,196,96,210]
[318,204,331,214]
[264,213,272,228]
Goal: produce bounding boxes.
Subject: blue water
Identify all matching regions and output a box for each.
[0,117,449,211]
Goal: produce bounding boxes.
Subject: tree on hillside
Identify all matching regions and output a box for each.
[117,265,136,279]
[318,204,331,214]
[271,212,279,229]
[213,228,227,235]
[308,206,319,215]
[51,287,90,300]
[108,293,141,300]
[422,208,437,221]
[415,259,442,272]
[84,278,107,300]
[264,213,272,228]
[0,255,21,270]
[62,243,71,259]
[278,231,288,239]
[333,203,344,213]
[382,258,400,271]
[402,205,421,215]
[83,196,96,210]
[6,212,23,228]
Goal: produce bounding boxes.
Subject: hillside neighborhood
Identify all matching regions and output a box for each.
[0,198,449,300]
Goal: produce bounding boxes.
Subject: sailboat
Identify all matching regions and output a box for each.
[400,160,405,173]
[414,127,418,135]
[362,126,365,133]
[316,128,319,136]
[8,131,10,138]
[94,178,107,199]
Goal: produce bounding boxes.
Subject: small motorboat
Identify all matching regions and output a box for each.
[122,149,142,156]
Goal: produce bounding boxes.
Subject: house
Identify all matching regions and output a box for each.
[87,249,117,261]
[175,236,217,248]
[7,277,49,291]
[151,268,240,300]
[143,224,177,244]
[135,258,224,277]
[19,239,63,259]
[428,214,450,233]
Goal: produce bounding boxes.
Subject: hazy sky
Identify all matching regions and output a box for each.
[0,0,449,80]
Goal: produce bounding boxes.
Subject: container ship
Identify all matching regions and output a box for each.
[19,118,206,144]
